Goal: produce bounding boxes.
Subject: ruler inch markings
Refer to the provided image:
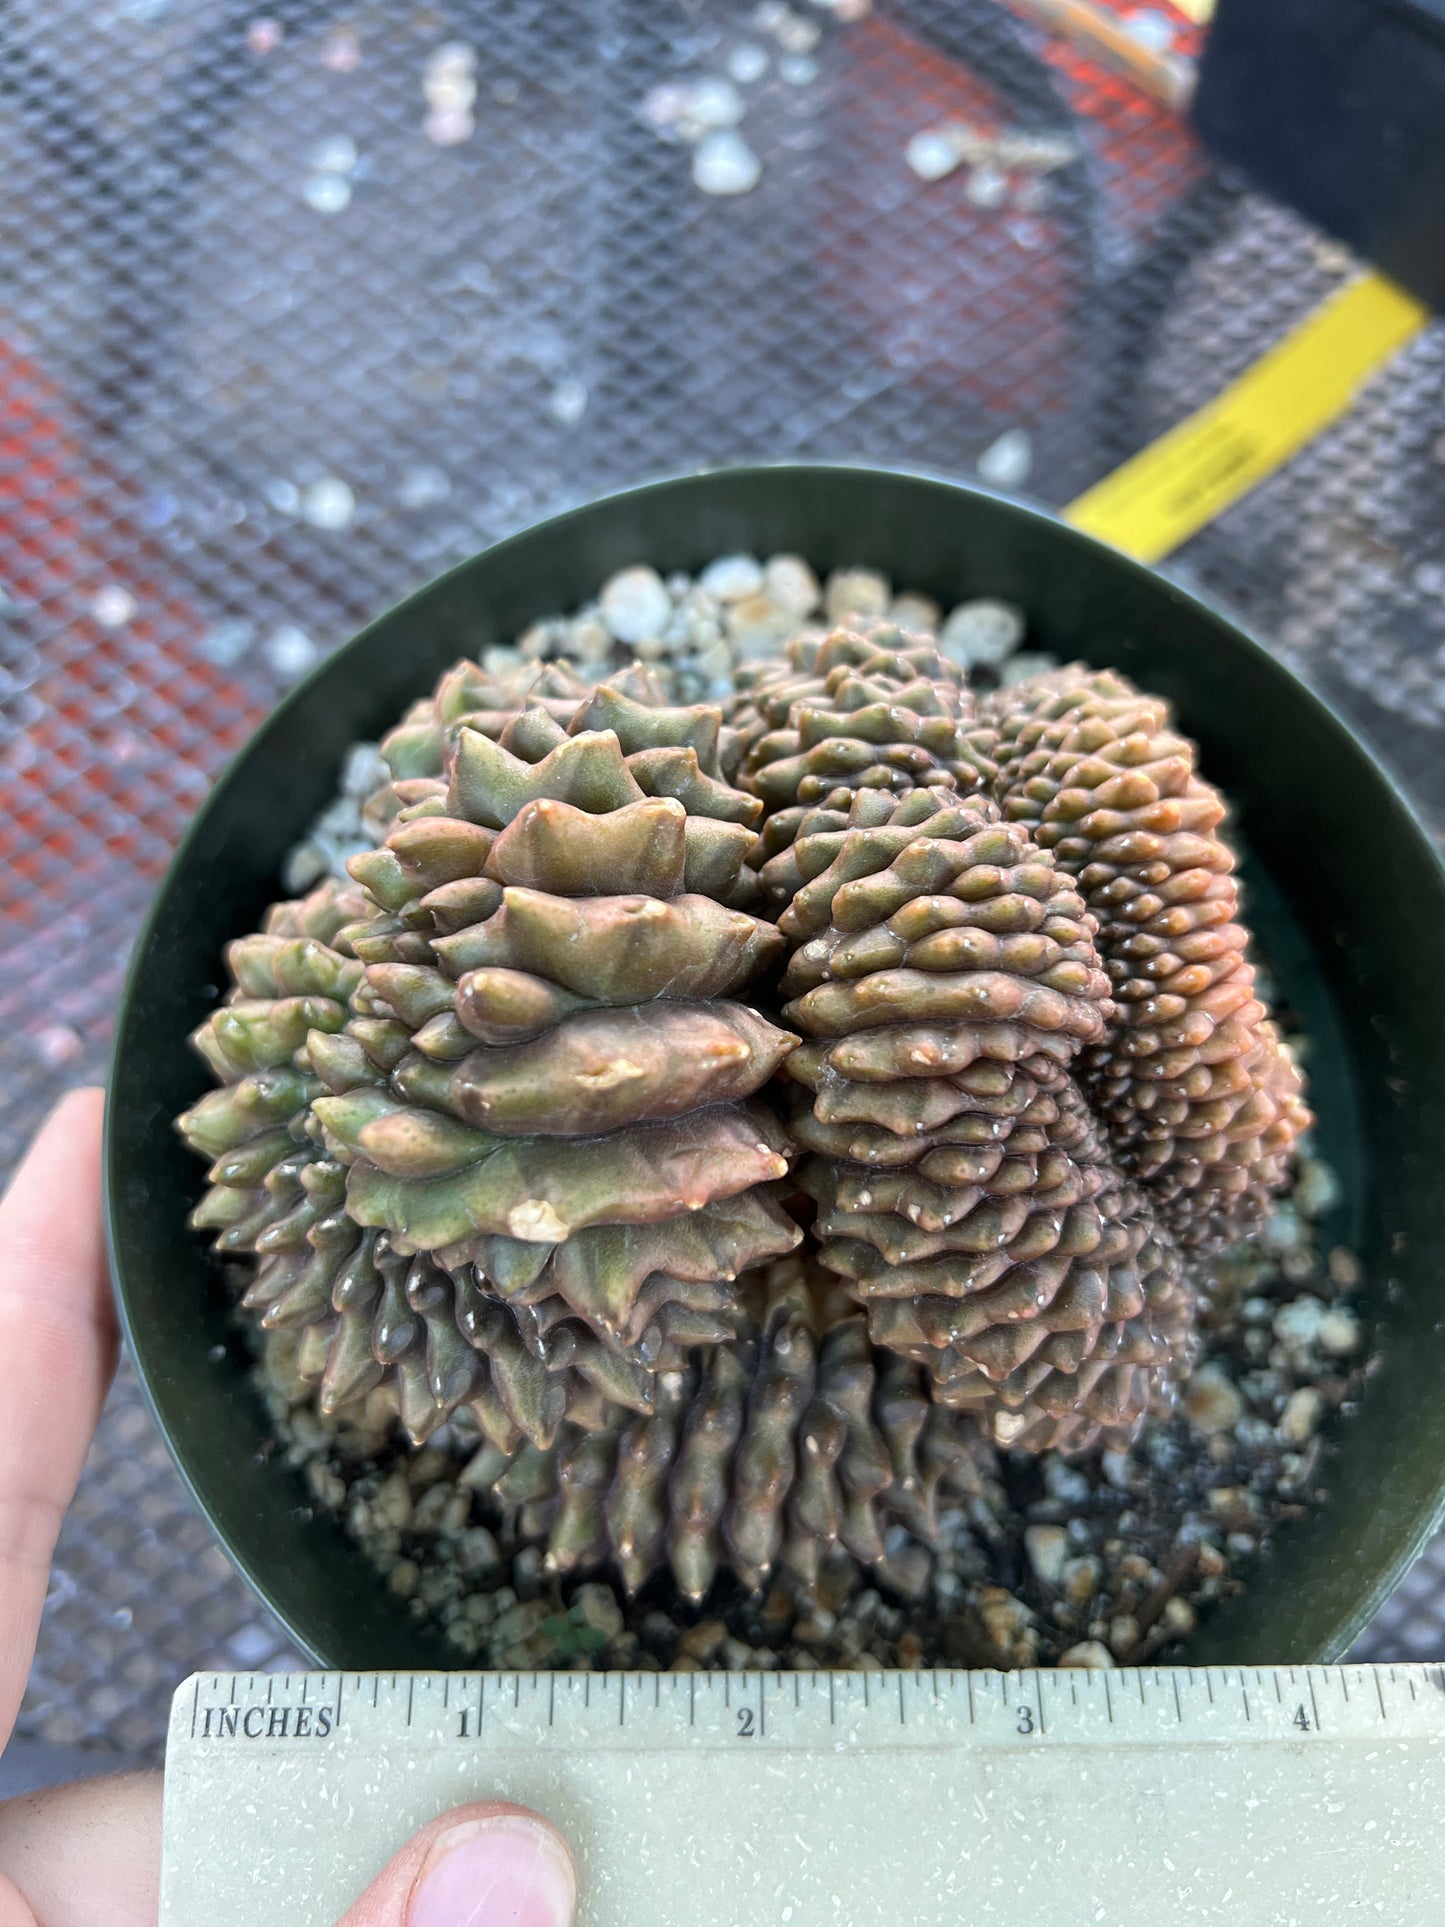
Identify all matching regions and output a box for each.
[162,1665,1445,1925]
[171,1664,1445,1761]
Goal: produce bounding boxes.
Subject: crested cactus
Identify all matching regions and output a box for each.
[180,610,1308,1611]
[984,665,1309,1248]
[179,675,803,1466]
[479,1258,978,1601]
[773,784,1193,1451]
[735,625,997,876]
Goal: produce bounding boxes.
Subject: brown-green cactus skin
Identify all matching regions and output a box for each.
[179,678,803,1464]
[735,625,998,877]
[773,784,1193,1452]
[179,625,1307,1606]
[984,666,1309,1249]
[477,1258,979,1601]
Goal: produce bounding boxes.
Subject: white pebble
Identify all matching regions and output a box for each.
[1273,1294,1325,1352]
[396,464,451,510]
[1109,1614,1141,1657]
[727,595,793,659]
[1183,1364,1244,1436]
[824,565,890,623]
[424,64,477,115]
[728,44,770,84]
[303,173,351,214]
[266,625,319,680]
[966,163,1009,208]
[888,593,941,635]
[906,129,962,182]
[1294,1157,1341,1220]
[198,618,253,665]
[1042,1454,1091,1505]
[1279,1387,1324,1444]
[517,620,558,661]
[341,743,387,797]
[1024,1523,1068,1587]
[701,553,765,601]
[1318,1307,1363,1356]
[487,643,527,682]
[693,129,761,196]
[92,584,137,627]
[977,427,1033,489]
[939,597,1026,668]
[1161,1596,1196,1636]
[1057,1640,1115,1670]
[1101,1449,1135,1491]
[568,617,612,666]
[373,1472,413,1530]
[425,108,475,147]
[1328,1246,1362,1290]
[600,565,672,643]
[1062,1555,1101,1604]
[686,77,745,132]
[310,135,357,175]
[773,9,822,52]
[779,53,819,85]
[978,1587,1033,1642]
[549,377,589,425]
[1263,1204,1304,1252]
[301,476,356,530]
[764,553,821,616]
[998,649,1059,687]
[641,83,692,141]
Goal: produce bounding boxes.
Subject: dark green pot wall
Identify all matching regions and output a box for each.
[105,464,1445,1668]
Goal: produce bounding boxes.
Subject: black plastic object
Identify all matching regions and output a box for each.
[106,464,1445,1667]
[1193,0,1445,312]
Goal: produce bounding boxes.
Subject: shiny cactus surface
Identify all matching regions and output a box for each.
[179,629,1307,1603]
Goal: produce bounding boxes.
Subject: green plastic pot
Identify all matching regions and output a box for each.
[106,463,1445,1668]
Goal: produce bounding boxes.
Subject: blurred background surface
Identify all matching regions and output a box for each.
[3,0,1442,1760]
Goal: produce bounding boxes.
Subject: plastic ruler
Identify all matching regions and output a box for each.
[161,1663,1445,1924]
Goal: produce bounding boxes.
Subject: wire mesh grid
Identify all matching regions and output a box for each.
[3,0,1442,1760]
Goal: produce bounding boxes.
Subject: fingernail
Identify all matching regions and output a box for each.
[408,1814,576,1927]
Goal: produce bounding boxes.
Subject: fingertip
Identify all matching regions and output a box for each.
[336,1801,576,1927]
[408,1805,576,1927]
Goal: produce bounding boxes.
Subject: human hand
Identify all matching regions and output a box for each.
[0,1090,577,1927]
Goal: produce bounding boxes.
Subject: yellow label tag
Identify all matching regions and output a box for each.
[1171,0,1215,23]
[1065,272,1428,564]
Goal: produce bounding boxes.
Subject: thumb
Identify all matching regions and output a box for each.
[335,1801,577,1927]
